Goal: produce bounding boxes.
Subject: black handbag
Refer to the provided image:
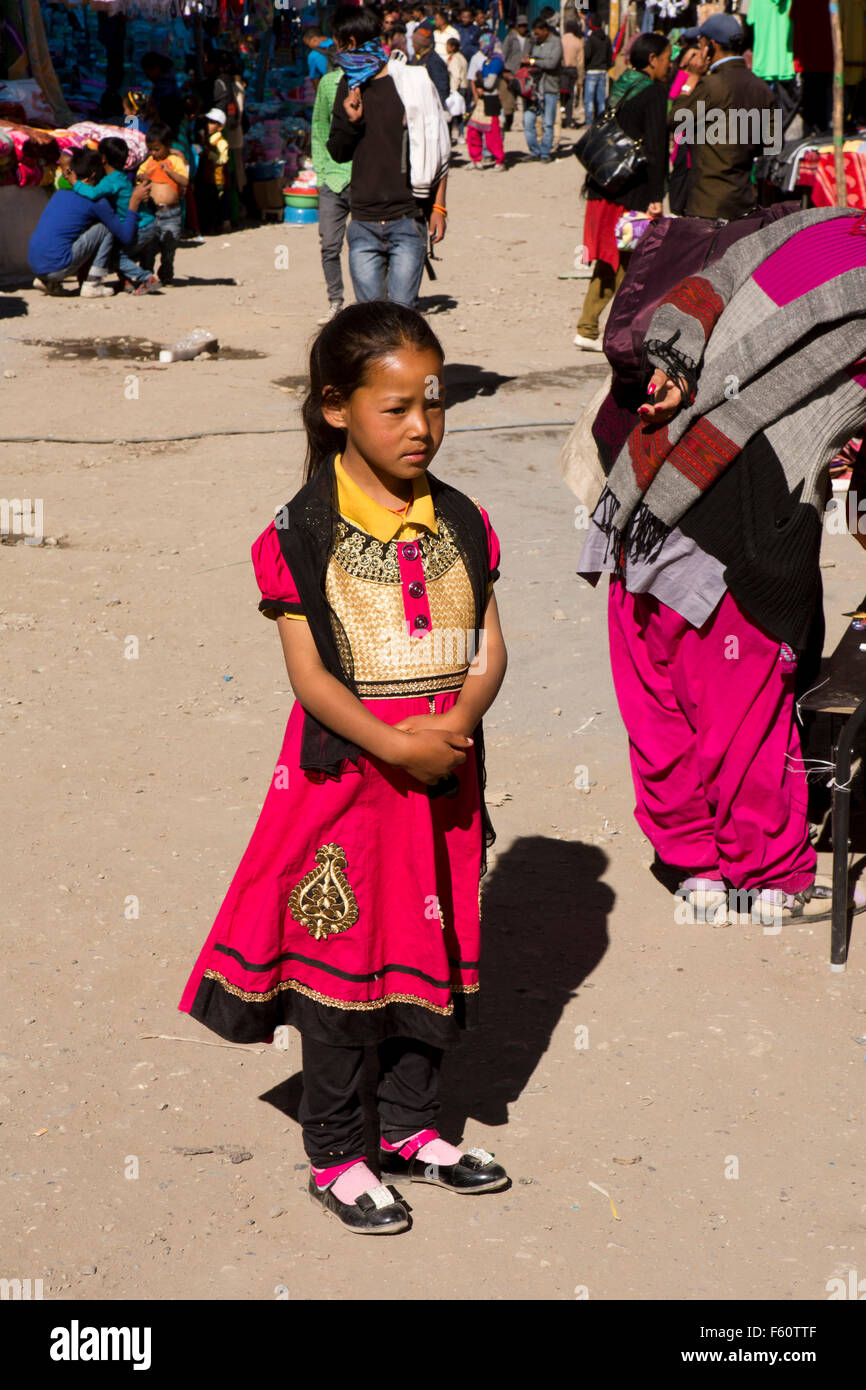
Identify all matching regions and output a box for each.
[573,98,647,196]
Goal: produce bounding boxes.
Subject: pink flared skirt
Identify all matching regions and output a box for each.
[178,688,482,1049]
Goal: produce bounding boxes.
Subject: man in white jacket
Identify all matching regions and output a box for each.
[327,4,450,307]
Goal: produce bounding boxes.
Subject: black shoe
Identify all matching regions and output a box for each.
[308,1171,411,1234]
[379,1138,510,1194]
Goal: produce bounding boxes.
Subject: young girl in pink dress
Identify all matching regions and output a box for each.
[179,301,509,1234]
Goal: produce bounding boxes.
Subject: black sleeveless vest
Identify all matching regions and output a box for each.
[273,454,496,873]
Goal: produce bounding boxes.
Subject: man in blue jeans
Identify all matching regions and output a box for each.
[522,15,562,162]
[28,148,150,297]
[583,14,612,125]
[327,3,449,306]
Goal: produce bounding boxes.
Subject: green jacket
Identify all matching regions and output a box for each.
[311,69,352,194]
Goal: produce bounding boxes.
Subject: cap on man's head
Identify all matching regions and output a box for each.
[205,107,226,124]
[415,16,434,31]
[678,25,700,43]
[516,13,528,22]
[697,13,743,46]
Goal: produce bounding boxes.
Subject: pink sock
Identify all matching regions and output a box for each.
[416,1136,463,1164]
[312,1158,383,1205]
[383,1129,464,1165]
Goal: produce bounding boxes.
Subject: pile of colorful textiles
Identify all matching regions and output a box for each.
[0,118,146,187]
[244,114,311,167]
[0,124,59,186]
[62,121,147,169]
[0,128,18,187]
[759,130,866,209]
[810,140,866,208]
[0,79,56,126]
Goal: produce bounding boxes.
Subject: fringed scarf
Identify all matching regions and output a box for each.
[335,41,389,88]
[591,206,866,573]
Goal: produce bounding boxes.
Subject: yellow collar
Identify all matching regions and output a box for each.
[334,453,438,543]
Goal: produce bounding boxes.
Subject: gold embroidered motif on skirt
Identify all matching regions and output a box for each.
[287,842,359,941]
[325,521,476,693]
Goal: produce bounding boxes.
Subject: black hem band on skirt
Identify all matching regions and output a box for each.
[186,974,479,1050]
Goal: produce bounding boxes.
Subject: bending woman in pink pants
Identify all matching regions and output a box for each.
[578,206,866,923]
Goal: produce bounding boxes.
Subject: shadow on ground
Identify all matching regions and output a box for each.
[444,361,518,406]
[416,292,458,314]
[0,294,28,318]
[171,275,238,288]
[260,836,613,1156]
[439,836,612,1135]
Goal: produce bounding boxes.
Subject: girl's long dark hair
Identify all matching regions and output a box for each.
[301,301,444,481]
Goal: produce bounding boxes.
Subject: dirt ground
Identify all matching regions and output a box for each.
[2,129,866,1304]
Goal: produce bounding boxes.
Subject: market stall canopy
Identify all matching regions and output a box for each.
[47,1,238,15]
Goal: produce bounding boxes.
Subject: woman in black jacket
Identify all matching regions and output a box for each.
[574,32,670,351]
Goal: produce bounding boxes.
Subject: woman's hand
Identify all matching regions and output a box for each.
[395,729,473,784]
[638,368,682,425]
[647,201,663,218]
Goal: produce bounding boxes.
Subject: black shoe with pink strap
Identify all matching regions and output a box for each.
[379,1129,509,1194]
[308,1169,411,1234]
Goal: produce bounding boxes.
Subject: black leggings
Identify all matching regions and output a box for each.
[299,1034,442,1166]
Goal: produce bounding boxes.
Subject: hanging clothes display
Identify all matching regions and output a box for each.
[791,0,832,73]
[841,0,866,88]
[791,0,832,134]
[696,2,726,24]
[642,0,690,26]
[51,1,222,15]
[748,0,794,82]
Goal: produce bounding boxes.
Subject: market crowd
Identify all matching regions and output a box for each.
[26,46,249,297]
[22,0,847,334]
[23,1,594,304]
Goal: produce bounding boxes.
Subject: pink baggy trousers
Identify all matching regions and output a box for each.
[607,578,816,893]
[466,118,505,166]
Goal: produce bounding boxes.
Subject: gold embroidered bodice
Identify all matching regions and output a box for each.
[325,517,476,698]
